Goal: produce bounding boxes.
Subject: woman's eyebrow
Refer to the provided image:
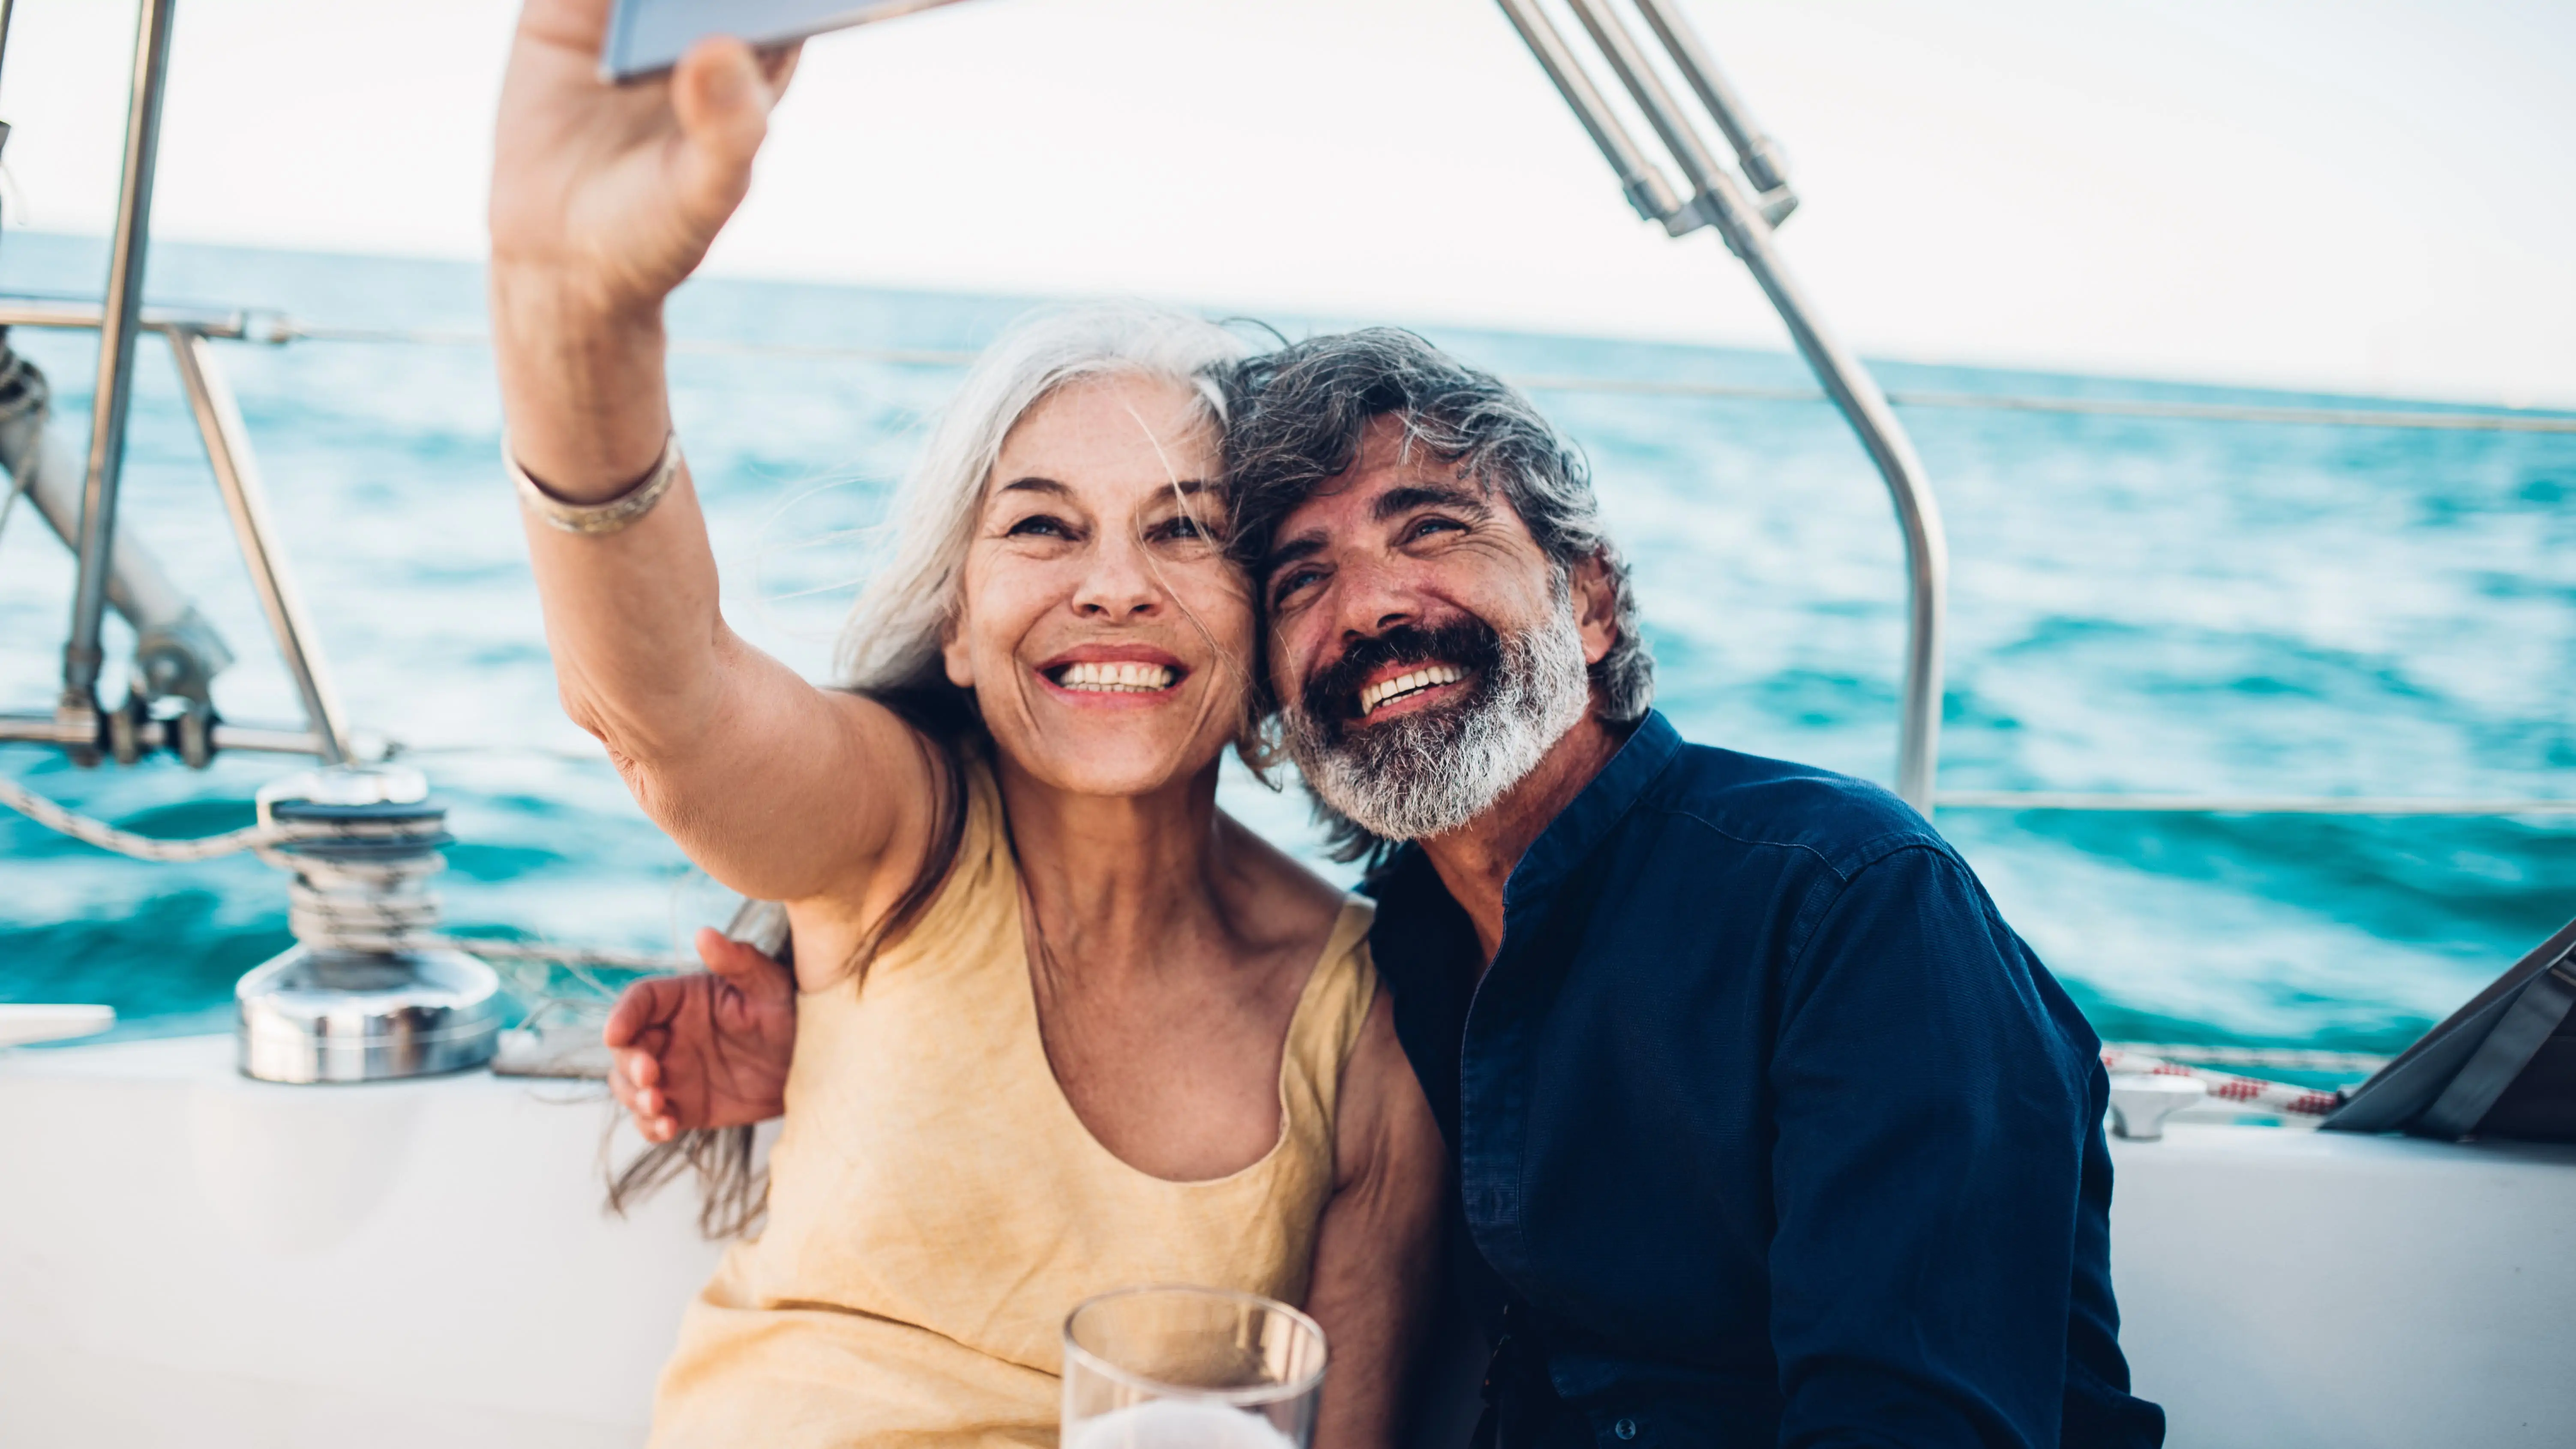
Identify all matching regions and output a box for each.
[998,477,1215,498]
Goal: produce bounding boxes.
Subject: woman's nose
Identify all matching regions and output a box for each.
[1071,536,1161,619]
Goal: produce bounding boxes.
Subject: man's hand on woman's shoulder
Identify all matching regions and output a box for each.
[605,927,798,1142]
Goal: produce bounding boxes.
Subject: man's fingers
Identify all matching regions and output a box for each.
[610,1048,678,1138]
[609,1044,655,1105]
[603,979,655,1046]
[603,974,686,1046]
[698,926,789,993]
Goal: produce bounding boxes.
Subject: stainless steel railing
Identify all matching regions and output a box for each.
[54,0,178,764]
[0,300,351,765]
[1494,0,1950,814]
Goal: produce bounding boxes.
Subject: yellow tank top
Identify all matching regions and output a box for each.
[650,759,1379,1449]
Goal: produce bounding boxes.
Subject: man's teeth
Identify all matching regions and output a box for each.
[1056,661,1177,692]
[1359,664,1466,715]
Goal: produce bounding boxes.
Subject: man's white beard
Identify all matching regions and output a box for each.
[1287,592,1592,843]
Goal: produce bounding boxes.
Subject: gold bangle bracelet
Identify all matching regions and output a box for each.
[506,432,682,536]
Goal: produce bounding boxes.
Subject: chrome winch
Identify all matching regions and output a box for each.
[234,766,501,1084]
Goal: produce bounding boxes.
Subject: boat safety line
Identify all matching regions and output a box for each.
[2100,1044,2345,1117]
[269,324,2576,435]
[1512,376,2576,434]
[2104,1041,2390,1075]
[1938,791,2576,816]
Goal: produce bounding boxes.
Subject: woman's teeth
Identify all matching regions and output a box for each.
[1359,665,1465,716]
[1054,661,1178,692]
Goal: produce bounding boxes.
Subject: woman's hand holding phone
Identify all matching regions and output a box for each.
[489,0,799,497]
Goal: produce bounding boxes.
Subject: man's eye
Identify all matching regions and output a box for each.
[1403,515,1465,543]
[1272,567,1323,603]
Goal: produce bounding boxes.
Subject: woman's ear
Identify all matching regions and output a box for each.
[1571,552,1619,666]
[940,619,975,690]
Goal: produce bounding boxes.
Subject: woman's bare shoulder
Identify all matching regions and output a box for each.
[1213,809,1355,954]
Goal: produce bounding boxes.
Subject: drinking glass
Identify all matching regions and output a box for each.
[1061,1285,1329,1449]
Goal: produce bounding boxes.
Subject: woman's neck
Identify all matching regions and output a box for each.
[992,754,1237,982]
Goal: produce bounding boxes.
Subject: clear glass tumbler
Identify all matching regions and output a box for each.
[1061,1285,1329,1449]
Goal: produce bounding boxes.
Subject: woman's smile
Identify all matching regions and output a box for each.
[1034,643,1192,707]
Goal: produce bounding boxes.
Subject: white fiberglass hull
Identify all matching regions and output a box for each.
[2,1036,2569,1448]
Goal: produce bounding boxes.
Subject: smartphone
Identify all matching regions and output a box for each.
[600,0,981,82]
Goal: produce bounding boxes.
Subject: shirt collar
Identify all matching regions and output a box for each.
[1504,709,1682,909]
[1367,710,1683,922]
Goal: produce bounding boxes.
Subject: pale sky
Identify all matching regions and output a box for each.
[3,0,2571,404]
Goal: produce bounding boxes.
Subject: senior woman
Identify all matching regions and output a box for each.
[488,6,1444,1446]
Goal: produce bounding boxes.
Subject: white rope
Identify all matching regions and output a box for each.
[0,772,295,861]
[2,773,690,972]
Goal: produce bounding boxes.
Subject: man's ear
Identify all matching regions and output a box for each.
[1569,551,1619,666]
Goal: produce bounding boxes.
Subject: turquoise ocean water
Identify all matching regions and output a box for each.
[2,233,2570,1072]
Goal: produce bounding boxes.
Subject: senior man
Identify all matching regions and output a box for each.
[1222,328,2162,1449]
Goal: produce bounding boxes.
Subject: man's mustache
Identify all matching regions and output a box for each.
[1298,618,1504,730]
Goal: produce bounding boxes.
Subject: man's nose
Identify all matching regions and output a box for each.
[1329,554,1419,643]
[1072,533,1161,620]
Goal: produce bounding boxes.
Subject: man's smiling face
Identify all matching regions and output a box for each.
[1262,415,1618,842]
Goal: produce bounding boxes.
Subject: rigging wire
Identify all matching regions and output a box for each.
[269,323,2576,435]
[2103,1041,2389,1075]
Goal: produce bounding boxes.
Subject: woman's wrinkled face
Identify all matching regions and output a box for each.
[942,373,1252,799]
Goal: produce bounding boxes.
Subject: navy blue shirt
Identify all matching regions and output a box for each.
[1364,712,2163,1449]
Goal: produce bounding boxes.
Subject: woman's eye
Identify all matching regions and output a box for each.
[1153,514,1211,542]
[1006,515,1072,539]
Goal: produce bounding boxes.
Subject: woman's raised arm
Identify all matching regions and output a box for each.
[489,0,930,905]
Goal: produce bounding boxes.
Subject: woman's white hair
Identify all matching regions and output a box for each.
[833,301,1251,694]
